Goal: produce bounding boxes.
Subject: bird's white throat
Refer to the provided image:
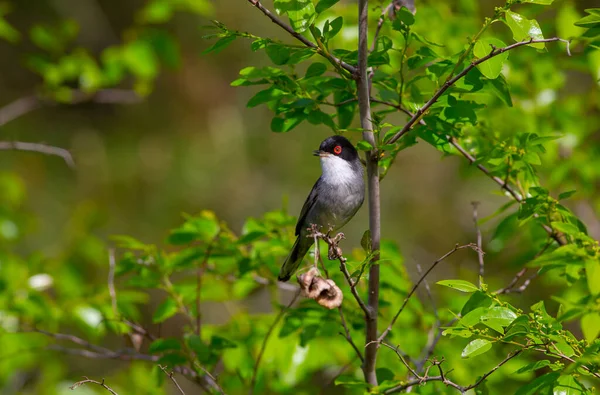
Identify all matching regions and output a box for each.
[320,155,358,185]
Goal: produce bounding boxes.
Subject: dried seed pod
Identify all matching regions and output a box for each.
[315,279,343,309]
[297,268,343,309]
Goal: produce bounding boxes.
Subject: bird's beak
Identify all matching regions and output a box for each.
[313,150,330,157]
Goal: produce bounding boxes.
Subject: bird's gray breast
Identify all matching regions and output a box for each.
[304,174,365,232]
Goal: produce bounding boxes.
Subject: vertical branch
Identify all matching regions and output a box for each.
[358,0,381,386]
[472,202,485,285]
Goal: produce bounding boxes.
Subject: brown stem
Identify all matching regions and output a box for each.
[357,0,381,386]
[472,202,485,285]
[0,141,75,168]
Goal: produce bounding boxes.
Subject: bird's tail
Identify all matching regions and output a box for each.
[278,236,313,282]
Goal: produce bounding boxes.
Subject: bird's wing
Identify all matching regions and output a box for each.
[295,177,321,236]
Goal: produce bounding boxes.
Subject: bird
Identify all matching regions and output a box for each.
[278,135,365,282]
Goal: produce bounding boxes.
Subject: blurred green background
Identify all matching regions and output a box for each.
[1,0,600,393]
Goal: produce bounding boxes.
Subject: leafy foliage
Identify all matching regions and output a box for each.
[1,0,600,393]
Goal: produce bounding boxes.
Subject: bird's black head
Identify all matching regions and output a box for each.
[313,135,359,162]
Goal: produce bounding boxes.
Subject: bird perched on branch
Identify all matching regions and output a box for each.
[278,135,365,282]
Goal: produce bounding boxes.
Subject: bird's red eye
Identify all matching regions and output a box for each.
[334,145,342,155]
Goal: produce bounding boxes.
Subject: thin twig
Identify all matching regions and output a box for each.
[249,290,300,395]
[245,0,356,76]
[0,89,140,127]
[472,202,485,285]
[159,365,187,395]
[0,141,75,168]
[380,342,419,378]
[384,349,523,393]
[495,239,553,294]
[70,377,118,395]
[376,243,480,344]
[338,307,365,363]
[370,2,395,52]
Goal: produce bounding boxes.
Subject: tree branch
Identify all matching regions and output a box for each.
[373,99,567,246]
[0,141,75,168]
[472,202,485,285]
[376,243,480,344]
[358,0,381,386]
[159,365,187,395]
[386,37,570,145]
[384,349,523,394]
[0,89,140,128]
[70,377,118,395]
[245,0,357,76]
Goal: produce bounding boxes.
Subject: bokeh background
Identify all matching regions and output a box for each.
[1,0,599,393]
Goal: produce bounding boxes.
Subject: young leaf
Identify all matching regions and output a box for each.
[153,298,178,323]
[437,279,479,293]
[149,338,181,353]
[515,360,551,374]
[461,338,492,358]
[315,0,339,14]
[581,313,600,343]
[305,62,327,78]
[203,35,236,54]
[504,11,545,49]
[585,259,600,295]
[473,38,508,79]
[514,372,559,395]
[274,0,316,33]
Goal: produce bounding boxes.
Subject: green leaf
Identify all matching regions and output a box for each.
[558,190,576,200]
[149,338,181,353]
[265,44,291,65]
[486,74,513,106]
[515,360,551,374]
[334,90,356,129]
[0,15,19,43]
[474,38,508,79]
[356,141,373,151]
[274,0,316,33]
[168,212,220,245]
[396,7,415,26]
[203,35,236,54]
[315,0,339,14]
[575,9,600,28]
[323,16,343,41]
[437,279,479,293]
[553,375,584,395]
[461,338,492,358]
[515,372,559,395]
[585,259,600,295]
[461,291,492,316]
[581,313,600,343]
[246,87,287,108]
[305,62,327,78]
[504,11,545,49]
[187,334,213,363]
[361,229,371,252]
[152,298,179,323]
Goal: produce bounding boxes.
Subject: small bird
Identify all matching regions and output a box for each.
[278,135,365,282]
